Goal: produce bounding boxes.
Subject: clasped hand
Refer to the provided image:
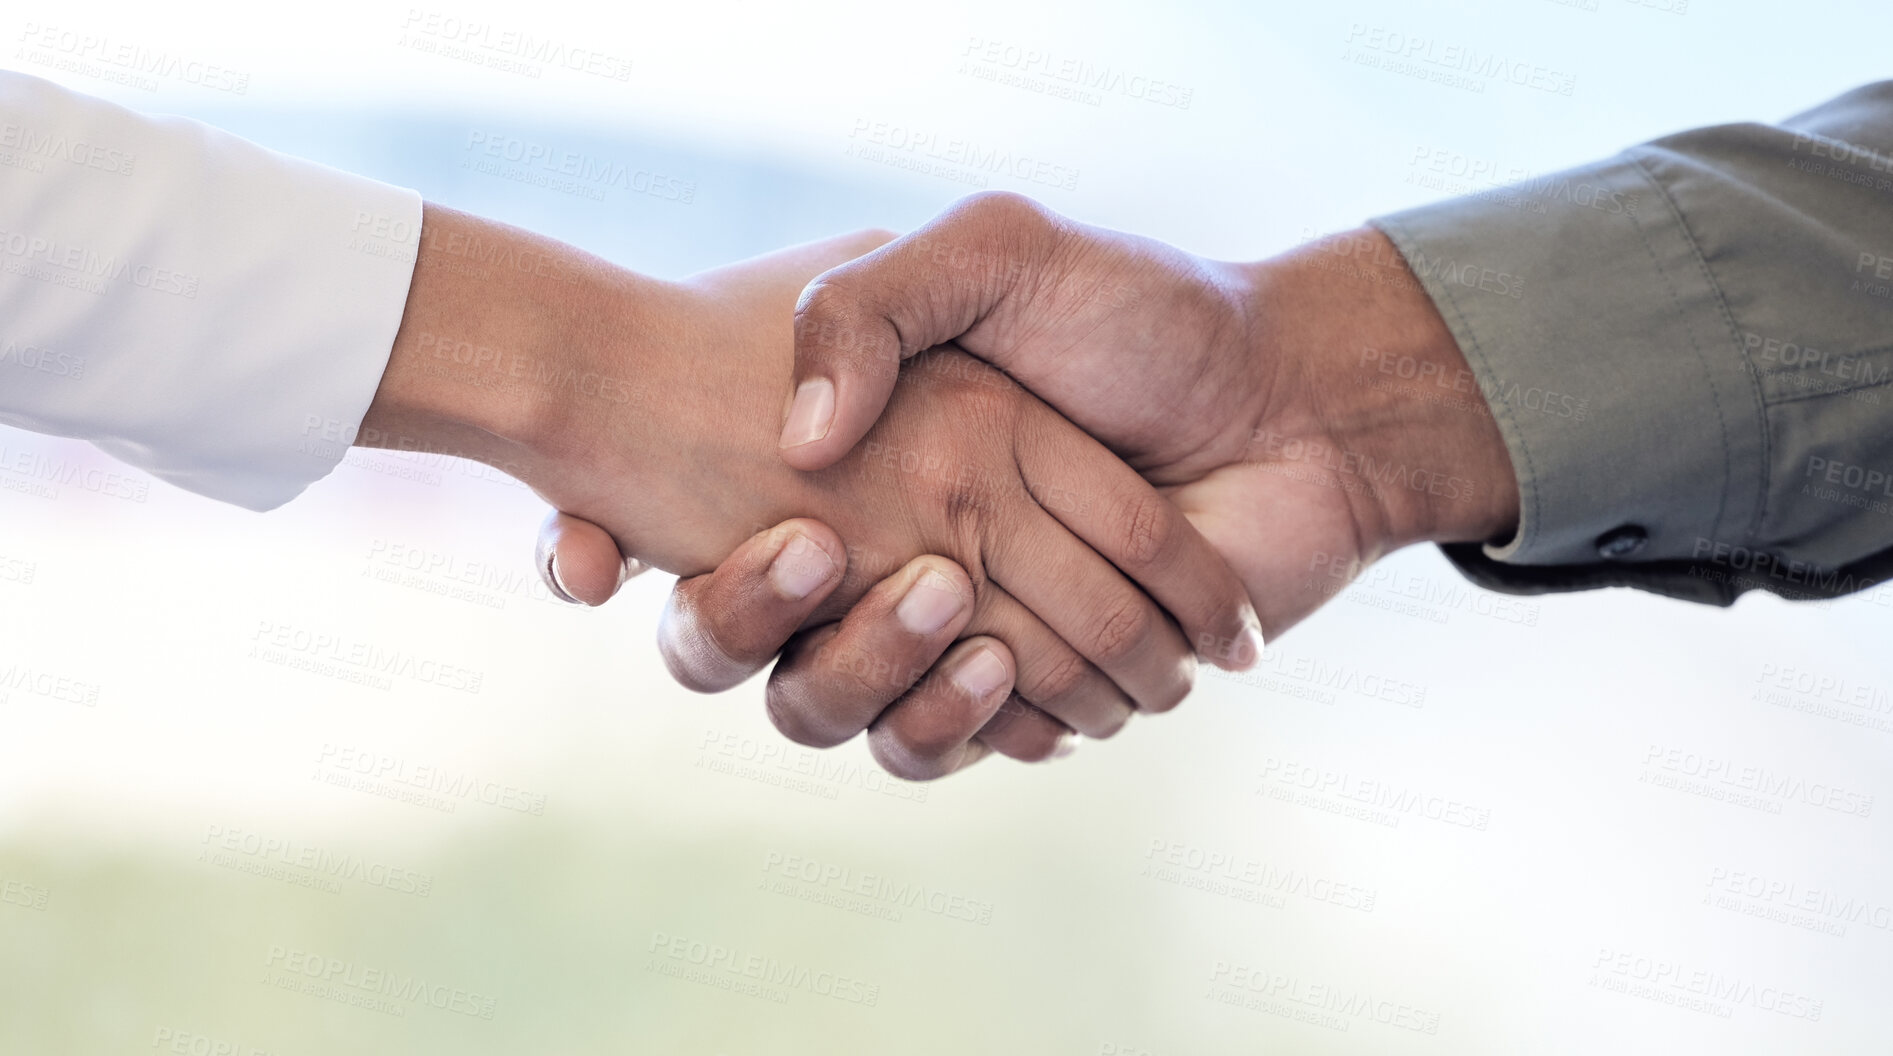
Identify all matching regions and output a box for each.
[529,194,1518,780]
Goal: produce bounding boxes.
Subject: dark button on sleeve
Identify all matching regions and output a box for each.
[1595,525,1649,560]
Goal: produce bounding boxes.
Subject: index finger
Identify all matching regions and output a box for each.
[779,192,1058,471]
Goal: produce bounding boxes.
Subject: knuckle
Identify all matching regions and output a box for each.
[869,732,947,782]
[657,601,747,694]
[1025,650,1092,704]
[1113,492,1173,571]
[991,723,1063,762]
[1085,597,1158,667]
[763,683,846,749]
[700,606,769,670]
[942,481,989,532]
[961,190,1045,227]
[658,646,721,695]
[855,226,899,249]
[893,718,967,765]
[1084,706,1131,740]
[1142,676,1191,715]
[793,275,850,322]
[1138,654,1195,714]
[825,641,913,703]
[793,280,897,373]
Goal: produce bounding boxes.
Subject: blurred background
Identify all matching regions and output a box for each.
[3,0,1891,1051]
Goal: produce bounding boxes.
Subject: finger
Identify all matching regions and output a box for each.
[866,637,1021,781]
[1016,416,1264,671]
[537,511,645,606]
[977,693,1079,764]
[983,499,1198,715]
[656,519,846,693]
[965,582,1134,739]
[763,556,976,748]
[758,566,1077,765]
[780,191,1055,471]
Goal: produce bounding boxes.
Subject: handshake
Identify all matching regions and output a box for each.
[362,192,1520,780]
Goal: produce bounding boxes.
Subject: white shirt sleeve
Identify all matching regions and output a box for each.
[0,70,421,511]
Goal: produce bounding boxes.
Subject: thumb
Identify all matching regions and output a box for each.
[777,191,1056,471]
[535,511,645,606]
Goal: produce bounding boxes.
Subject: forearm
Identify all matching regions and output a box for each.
[1240,227,1522,557]
[357,211,879,581]
[359,203,662,478]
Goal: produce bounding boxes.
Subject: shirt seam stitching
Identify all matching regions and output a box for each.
[1625,147,1758,548]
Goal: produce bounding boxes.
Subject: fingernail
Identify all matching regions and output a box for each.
[895,569,965,635]
[1051,734,1080,760]
[950,647,1009,700]
[547,552,584,606]
[778,377,835,449]
[769,531,837,600]
[1234,623,1266,669]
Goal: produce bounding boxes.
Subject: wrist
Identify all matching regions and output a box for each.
[1240,226,1520,554]
[360,204,658,484]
